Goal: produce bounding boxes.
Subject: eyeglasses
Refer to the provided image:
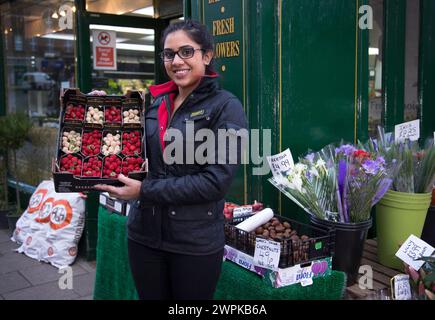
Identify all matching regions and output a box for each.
[160,46,204,62]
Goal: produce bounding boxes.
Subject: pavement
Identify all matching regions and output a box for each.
[0,228,96,300]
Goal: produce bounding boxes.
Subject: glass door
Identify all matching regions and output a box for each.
[89,24,155,95]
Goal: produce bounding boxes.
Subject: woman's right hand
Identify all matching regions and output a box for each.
[87,90,107,96]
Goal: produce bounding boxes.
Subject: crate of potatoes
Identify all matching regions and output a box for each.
[224,209,335,268]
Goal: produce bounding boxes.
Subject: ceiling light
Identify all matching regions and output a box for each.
[60,10,66,17]
[132,6,154,16]
[90,24,154,35]
[72,6,76,13]
[116,43,154,52]
[369,47,379,55]
[52,12,59,19]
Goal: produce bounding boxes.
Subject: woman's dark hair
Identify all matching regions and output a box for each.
[160,19,215,73]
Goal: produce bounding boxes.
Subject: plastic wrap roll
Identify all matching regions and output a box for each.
[235,208,274,232]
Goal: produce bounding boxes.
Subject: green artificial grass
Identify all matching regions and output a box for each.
[214,260,346,300]
[93,206,346,300]
[93,206,139,300]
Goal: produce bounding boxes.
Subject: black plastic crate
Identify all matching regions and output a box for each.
[224,214,335,268]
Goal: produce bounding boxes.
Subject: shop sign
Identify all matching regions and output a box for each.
[92,30,117,70]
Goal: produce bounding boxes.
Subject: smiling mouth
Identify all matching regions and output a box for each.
[173,69,190,75]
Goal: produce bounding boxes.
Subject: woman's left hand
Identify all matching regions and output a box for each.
[94,174,141,200]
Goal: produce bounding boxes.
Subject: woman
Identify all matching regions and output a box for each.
[95,19,247,300]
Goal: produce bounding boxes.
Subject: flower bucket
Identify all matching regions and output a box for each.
[376,190,432,270]
[310,215,372,286]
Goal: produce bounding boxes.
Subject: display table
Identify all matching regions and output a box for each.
[93,206,346,300]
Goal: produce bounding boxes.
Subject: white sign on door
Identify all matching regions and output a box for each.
[92,30,117,70]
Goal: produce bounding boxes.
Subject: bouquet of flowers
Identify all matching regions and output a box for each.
[365,127,435,194]
[268,143,395,223]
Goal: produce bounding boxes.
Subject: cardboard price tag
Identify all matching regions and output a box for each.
[391,274,412,300]
[266,149,295,180]
[395,120,420,143]
[233,206,253,218]
[395,234,435,271]
[253,238,281,271]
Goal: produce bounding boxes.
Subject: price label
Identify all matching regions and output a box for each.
[233,206,253,218]
[253,238,281,271]
[114,201,122,213]
[395,234,434,271]
[266,149,295,180]
[395,120,420,143]
[99,193,107,206]
[391,274,411,300]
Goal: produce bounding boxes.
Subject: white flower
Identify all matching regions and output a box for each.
[290,175,305,193]
[315,158,327,173]
[309,167,319,177]
[294,163,308,175]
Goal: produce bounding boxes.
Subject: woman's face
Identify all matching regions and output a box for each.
[163,30,212,92]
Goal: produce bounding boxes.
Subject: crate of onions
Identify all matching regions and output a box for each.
[52,88,147,193]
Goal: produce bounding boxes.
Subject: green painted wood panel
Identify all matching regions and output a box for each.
[188,0,366,221]
[280,0,359,222]
[383,0,406,132]
[419,0,435,140]
[201,0,247,204]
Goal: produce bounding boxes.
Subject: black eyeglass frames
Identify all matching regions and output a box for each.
[160,46,205,62]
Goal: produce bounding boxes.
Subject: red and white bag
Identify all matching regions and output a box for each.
[39,193,86,268]
[11,180,53,244]
[15,180,86,268]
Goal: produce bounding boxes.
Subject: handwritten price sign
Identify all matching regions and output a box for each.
[266,149,294,179]
[391,274,411,300]
[395,120,420,143]
[395,234,434,271]
[253,238,281,271]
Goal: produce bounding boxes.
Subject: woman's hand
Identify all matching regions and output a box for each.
[94,174,141,200]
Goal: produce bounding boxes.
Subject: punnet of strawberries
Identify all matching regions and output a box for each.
[122,131,141,156]
[103,155,122,178]
[81,130,102,156]
[104,106,122,124]
[64,103,85,121]
[60,154,82,176]
[122,157,144,175]
[82,157,102,177]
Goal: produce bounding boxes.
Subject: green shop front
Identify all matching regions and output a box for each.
[1,0,434,298]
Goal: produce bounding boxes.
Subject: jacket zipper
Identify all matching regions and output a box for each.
[166,93,192,129]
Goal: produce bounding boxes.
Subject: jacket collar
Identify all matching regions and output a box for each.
[149,71,219,98]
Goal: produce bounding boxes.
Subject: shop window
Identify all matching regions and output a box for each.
[368,0,384,138]
[1,0,77,186]
[403,0,420,122]
[89,25,155,94]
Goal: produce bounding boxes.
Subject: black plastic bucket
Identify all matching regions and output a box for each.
[310,215,372,286]
[421,206,435,247]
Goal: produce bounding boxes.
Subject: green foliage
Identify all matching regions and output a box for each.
[0,113,33,152]
[0,113,33,212]
[371,127,435,194]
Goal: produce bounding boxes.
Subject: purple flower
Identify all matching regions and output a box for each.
[335,144,356,157]
[362,160,381,175]
[305,153,315,164]
[376,156,386,166]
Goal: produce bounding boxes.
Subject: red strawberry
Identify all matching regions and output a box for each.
[60,155,82,176]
